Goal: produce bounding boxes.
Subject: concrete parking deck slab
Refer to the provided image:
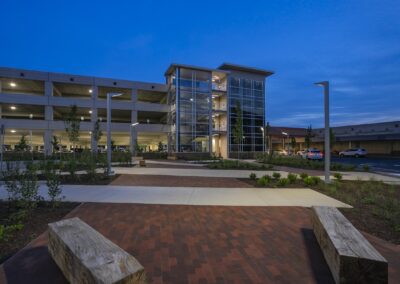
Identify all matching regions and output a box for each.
[0,184,351,208]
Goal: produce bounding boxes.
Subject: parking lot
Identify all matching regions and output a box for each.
[332,156,400,174]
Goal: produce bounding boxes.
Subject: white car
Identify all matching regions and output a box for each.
[300,148,324,160]
[339,148,367,158]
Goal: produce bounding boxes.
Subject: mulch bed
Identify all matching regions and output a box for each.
[0,202,80,264]
[241,178,400,244]
[111,174,252,188]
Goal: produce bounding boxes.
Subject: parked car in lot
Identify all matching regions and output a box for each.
[339,148,367,158]
[300,148,324,160]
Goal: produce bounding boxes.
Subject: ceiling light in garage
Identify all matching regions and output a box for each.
[89,110,92,114]
[10,82,16,87]
[10,130,16,133]
[81,116,84,121]
[10,106,16,110]
[89,89,93,93]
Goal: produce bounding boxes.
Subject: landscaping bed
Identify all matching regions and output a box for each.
[242,172,400,244]
[0,201,80,263]
[207,159,273,170]
[256,154,360,171]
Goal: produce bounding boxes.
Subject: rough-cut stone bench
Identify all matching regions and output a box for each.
[312,206,388,284]
[48,217,147,283]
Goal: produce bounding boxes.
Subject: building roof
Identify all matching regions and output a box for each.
[269,126,307,138]
[164,63,227,76]
[218,63,274,77]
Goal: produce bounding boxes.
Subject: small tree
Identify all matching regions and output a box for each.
[158,141,163,152]
[63,105,80,157]
[15,135,29,151]
[92,120,103,154]
[305,125,313,149]
[51,136,59,154]
[232,101,243,161]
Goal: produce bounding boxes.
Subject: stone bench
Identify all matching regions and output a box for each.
[312,206,388,284]
[48,217,147,284]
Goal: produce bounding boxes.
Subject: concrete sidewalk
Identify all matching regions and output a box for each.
[0,184,351,208]
[114,166,400,184]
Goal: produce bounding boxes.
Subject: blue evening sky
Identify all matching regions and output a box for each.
[1,0,399,128]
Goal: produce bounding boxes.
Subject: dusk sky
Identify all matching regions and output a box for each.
[1,0,399,128]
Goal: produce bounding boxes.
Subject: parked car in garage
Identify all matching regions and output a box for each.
[339,148,367,158]
[300,148,324,160]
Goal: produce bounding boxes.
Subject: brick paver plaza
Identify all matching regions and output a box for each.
[1,203,399,283]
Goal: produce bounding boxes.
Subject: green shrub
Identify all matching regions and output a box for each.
[272,172,281,179]
[363,164,370,172]
[300,172,308,179]
[303,176,321,186]
[249,173,257,180]
[257,175,272,186]
[311,176,321,184]
[287,173,298,183]
[277,178,289,187]
[333,172,343,181]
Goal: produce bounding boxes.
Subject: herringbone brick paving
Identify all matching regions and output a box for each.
[1,203,399,283]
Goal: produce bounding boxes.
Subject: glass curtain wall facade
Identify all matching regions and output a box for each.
[169,67,212,153]
[229,77,265,156]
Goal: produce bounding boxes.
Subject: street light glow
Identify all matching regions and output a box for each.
[282,131,288,136]
[260,127,264,132]
[10,82,16,87]
[131,122,139,126]
[89,89,93,93]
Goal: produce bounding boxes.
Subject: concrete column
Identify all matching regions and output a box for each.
[44,129,53,156]
[130,110,138,153]
[131,88,138,103]
[90,86,98,153]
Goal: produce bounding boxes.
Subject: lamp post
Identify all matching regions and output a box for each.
[130,122,139,156]
[260,127,265,153]
[29,114,33,157]
[106,93,122,176]
[314,81,330,183]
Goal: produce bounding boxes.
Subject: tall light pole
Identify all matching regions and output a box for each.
[107,93,122,176]
[315,81,330,183]
[260,127,265,153]
[130,122,139,156]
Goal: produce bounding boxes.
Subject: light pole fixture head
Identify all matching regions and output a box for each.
[107,92,123,98]
[260,127,264,132]
[314,81,329,87]
[131,122,139,127]
[281,131,288,136]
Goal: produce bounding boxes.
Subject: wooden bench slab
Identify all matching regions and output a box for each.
[48,217,147,284]
[312,206,388,284]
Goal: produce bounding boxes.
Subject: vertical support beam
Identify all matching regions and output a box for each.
[44,81,53,156]
[44,129,53,156]
[90,86,98,153]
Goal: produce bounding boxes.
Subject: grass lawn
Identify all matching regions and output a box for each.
[242,174,400,244]
[0,201,80,264]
